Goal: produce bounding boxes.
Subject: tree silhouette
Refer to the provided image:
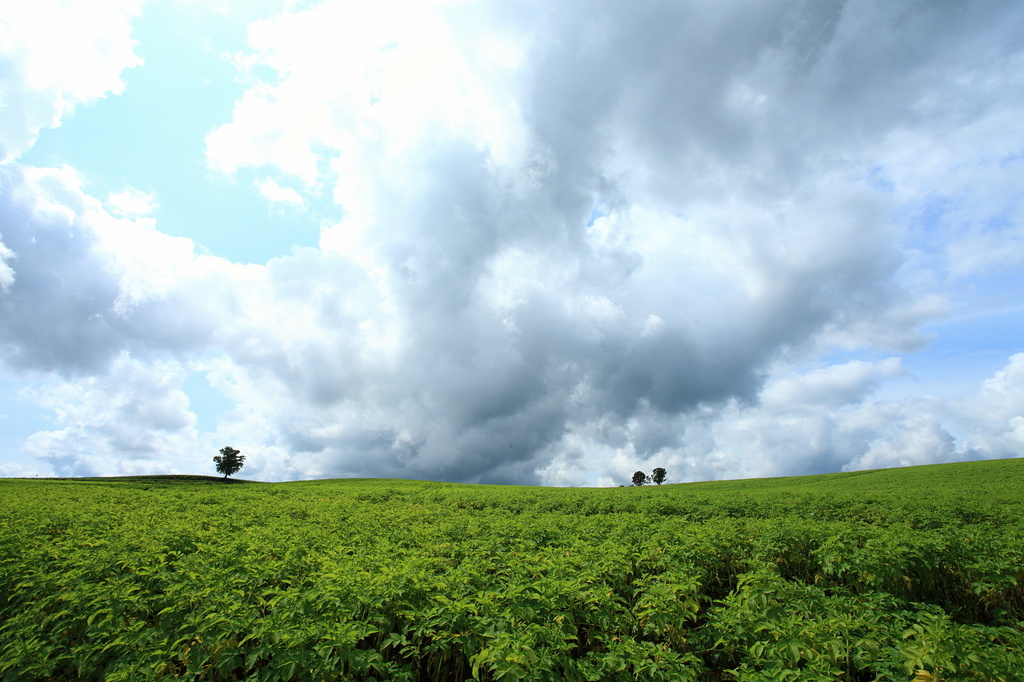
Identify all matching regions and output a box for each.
[652,467,667,485]
[214,446,245,479]
[631,471,648,486]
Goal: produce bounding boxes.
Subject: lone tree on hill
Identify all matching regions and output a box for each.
[214,446,245,479]
[652,467,667,485]
[632,471,648,486]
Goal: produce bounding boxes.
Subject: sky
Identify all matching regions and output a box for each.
[1,0,1022,486]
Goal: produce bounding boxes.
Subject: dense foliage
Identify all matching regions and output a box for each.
[214,447,245,479]
[1,459,1022,681]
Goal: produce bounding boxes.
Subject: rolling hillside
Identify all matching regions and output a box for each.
[1,459,1021,680]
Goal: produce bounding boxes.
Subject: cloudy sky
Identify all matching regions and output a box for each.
[1,0,1022,485]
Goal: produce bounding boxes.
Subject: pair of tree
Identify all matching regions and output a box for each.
[214,446,245,479]
[632,467,666,486]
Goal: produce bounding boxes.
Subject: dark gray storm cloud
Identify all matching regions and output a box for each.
[294,0,1022,484]
[0,166,216,374]
[187,0,1024,484]
[0,166,127,372]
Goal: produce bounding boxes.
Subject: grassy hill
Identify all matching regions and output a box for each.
[1,459,1022,681]
[34,474,258,486]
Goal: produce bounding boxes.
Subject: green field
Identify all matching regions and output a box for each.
[1,460,1022,681]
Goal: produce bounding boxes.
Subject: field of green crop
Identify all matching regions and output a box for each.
[1,459,1022,681]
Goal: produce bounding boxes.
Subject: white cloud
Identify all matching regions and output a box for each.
[0,0,146,161]
[22,352,198,477]
[956,352,1024,456]
[105,188,158,218]
[253,176,304,207]
[761,359,906,412]
[0,238,15,292]
[205,82,325,186]
[206,0,531,193]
